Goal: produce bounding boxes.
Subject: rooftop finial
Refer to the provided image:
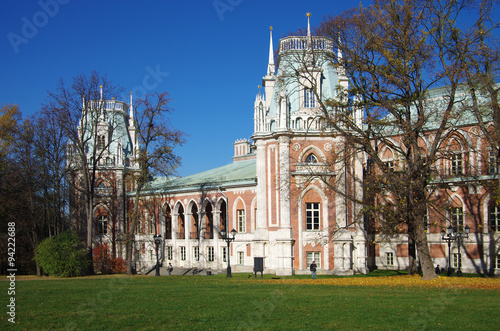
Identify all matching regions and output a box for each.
[267,26,275,76]
[306,12,311,37]
[129,91,134,124]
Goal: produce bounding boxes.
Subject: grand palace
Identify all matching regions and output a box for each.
[70,17,500,276]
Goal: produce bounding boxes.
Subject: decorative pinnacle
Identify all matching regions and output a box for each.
[306,12,311,17]
[270,26,273,31]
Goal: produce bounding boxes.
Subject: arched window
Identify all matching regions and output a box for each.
[97,215,108,235]
[305,153,318,163]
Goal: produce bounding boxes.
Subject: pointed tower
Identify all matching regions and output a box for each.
[251,14,366,277]
[262,26,276,111]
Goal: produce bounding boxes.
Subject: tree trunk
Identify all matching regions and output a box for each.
[414,224,437,280]
[408,237,417,275]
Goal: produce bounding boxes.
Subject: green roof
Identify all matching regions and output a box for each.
[137,159,257,195]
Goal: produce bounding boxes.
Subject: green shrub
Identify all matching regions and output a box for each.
[34,231,89,277]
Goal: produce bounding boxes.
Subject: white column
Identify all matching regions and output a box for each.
[254,139,268,258]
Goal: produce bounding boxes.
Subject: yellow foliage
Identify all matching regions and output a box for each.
[256,275,500,289]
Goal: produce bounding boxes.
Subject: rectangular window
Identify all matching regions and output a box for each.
[450,207,464,232]
[180,246,186,261]
[306,203,320,230]
[489,151,498,175]
[237,209,246,233]
[423,213,429,232]
[222,246,227,262]
[451,153,463,176]
[193,246,199,261]
[166,246,173,260]
[496,255,500,269]
[136,219,142,234]
[386,252,394,266]
[452,253,461,269]
[237,251,244,265]
[97,215,108,235]
[489,205,500,232]
[149,250,153,261]
[97,135,105,150]
[148,214,155,234]
[385,161,395,172]
[307,252,321,268]
[207,246,215,262]
[304,88,316,108]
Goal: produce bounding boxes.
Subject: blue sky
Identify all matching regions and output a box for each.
[0,0,365,176]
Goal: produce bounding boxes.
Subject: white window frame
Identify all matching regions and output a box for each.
[193,246,199,261]
[180,246,186,261]
[304,88,316,108]
[306,252,321,268]
[148,214,155,234]
[306,202,320,230]
[450,207,464,232]
[489,150,498,175]
[222,246,227,262]
[489,205,500,233]
[237,209,246,233]
[166,246,173,260]
[237,251,244,265]
[97,215,108,235]
[451,153,463,176]
[452,253,461,269]
[207,246,215,262]
[386,252,394,266]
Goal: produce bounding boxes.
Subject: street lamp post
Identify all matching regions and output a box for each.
[221,229,236,277]
[154,234,162,276]
[440,225,469,277]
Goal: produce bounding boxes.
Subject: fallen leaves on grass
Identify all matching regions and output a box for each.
[257,275,500,289]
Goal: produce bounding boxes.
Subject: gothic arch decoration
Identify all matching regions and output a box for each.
[298,184,329,233]
[202,199,214,239]
[232,196,247,233]
[174,201,185,240]
[446,193,466,232]
[298,145,326,164]
[216,197,227,234]
[93,203,112,235]
[187,200,199,240]
[438,129,474,176]
[162,202,172,240]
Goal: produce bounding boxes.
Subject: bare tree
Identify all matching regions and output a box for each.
[276,0,497,279]
[125,92,184,275]
[42,71,123,274]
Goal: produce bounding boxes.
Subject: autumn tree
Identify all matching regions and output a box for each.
[42,71,123,274]
[125,92,184,275]
[282,0,498,279]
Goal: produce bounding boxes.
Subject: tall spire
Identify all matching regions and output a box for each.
[100,85,103,100]
[306,12,311,37]
[129,91,134,125]
[267,26,275,76]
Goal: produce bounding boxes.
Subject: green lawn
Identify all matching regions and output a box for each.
[2,273,499,330]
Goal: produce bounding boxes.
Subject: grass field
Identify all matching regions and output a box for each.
[2,272,499,330]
